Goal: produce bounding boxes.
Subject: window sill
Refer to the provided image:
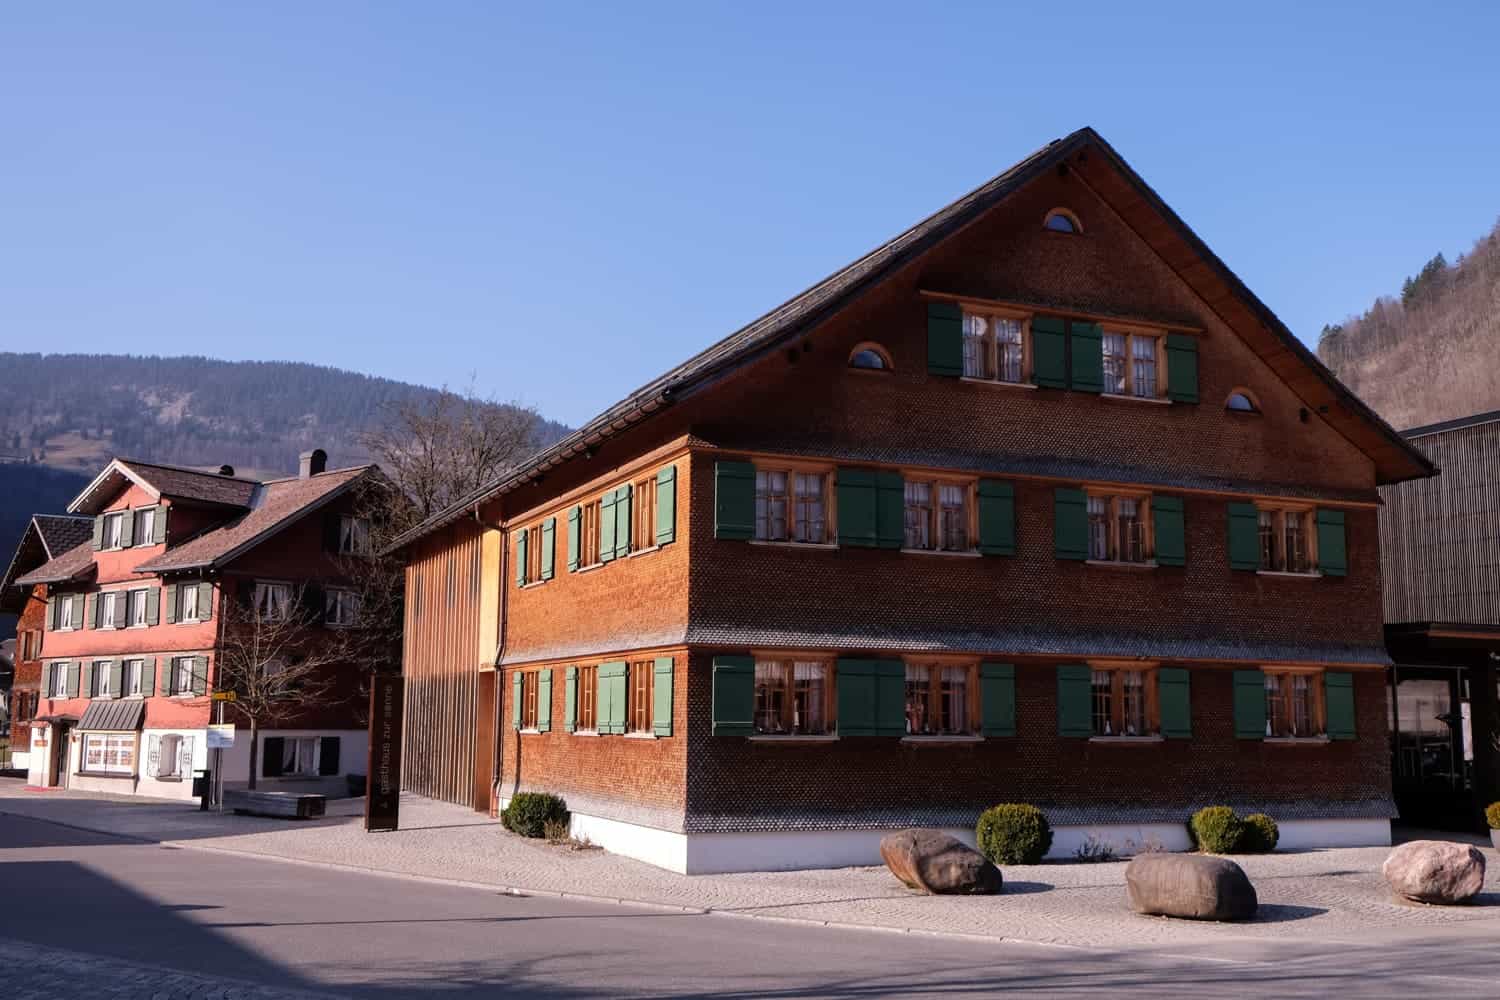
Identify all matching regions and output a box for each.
[76,771,134,780]
[747,734,839,744]
[1264,736,1330,745]
[901,735,984,745]
[1089,735,1165,744]
[152,775,184,783]
[570,729,600,737]
[959,377,1037,391]
[627,545,660,559]
[518,581,548,591]
[900,548,981,558]
[518,728,543,735]
[1255,570,1324,579]
[1085,559,1158,571]
[748,540,839,551]
[573,562,604,574]
[1101,393,1171,406]
[624,731,658,740]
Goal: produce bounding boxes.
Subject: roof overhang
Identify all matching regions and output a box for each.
[66,459,160,515]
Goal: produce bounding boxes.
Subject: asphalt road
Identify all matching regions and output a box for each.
[3,811,1499,999]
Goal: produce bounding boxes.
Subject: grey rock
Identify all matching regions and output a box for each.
[1382,840,1486,905]
[879,828,1003,895]
[1125,852,1258,921]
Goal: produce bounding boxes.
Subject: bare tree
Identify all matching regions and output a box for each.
[216,584,355,789]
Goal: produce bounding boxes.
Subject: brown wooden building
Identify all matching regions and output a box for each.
[1380,409,1500,829]
[391,127,1436,872]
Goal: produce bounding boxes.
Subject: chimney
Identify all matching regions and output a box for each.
[218,465,235,477]
[299,448,327,479]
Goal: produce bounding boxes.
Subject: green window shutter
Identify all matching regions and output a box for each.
[112,593,127,628]
[191,656,208,696]
[1233,669,1266,739]
[1153,496,1186,567]
[1165,334,1199,403]
[926,301,963,377]
[1227,502,1261,571]
[615,484,632,559]
[656,465,677,545]
[66,661,81,698]
[1030,316,1068,388]
[47,595,58,630]
[1053,488,1088,561]
[515,530,529,585]
[91,516,105,550]
[1057,664,1093,737]
[836,658,878,736]
[1325,672,1356,739]
[714,461,755,540]
[85,592,98,629]
[1316,509,1347,577]
[837,468,878,547]
[109,661,124,698]
[154,505,168,544]
[600,490,618,560]
[567,506,581,572]
[711,655,754,735]
[564,666,578,732]
[512,672,523,729]
[980,662,1016,737]
[119,510,134,548]
[1158,667,1191,738]
[1069,321,1104,393]
[197,582,213,622]
[875,471,904,549]
[164,584,179,624]
[653,656,674,736]
[540,517,556,581]
[81,661,94,698]
[600,661,628,734]
[143,658,156,697]
[874,659,905,736]
[978,480,1016,556]
[537,668,559,729]
[146,586,161,625]
[73,594,86,628]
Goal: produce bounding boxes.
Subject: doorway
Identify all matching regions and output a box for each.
[1390,665,1472,829]
[50,722,73,789]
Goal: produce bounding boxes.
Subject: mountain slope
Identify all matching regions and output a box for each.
[0,353,569,477]
[1317,220,1500,430]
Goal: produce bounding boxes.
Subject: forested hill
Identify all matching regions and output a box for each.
[0,353,569,477]
[1317,220,1500,430]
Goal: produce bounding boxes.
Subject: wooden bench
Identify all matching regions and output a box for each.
[223,789,327,819]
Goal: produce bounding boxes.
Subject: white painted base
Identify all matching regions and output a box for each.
[528,813,1393,875]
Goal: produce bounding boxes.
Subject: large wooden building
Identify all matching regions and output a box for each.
[1380,409,1500,830]
[391,127,1435,873]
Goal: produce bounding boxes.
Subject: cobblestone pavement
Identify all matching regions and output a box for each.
[3,779,1497,951]
[0,938,343,1000]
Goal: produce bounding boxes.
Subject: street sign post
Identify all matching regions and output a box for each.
[206,723,235,749]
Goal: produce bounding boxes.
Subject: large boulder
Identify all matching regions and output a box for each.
[879,829,1003,895]
[1382,840,1486,905]
[1125,853,1258,921]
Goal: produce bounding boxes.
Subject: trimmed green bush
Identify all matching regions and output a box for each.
[1188,806,1244,854]
[976,803,1053,865]
[502,792,568,838]
[1486,802,1500,830]
[1238,813,1280,853]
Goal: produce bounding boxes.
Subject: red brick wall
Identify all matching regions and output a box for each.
[8,584,48,749]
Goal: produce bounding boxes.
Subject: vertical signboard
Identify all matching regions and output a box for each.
[365,673,404,832]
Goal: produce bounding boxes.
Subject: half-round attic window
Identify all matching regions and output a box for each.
[1226,391,1259,413]
[849,343,892,371]
[1043,209,1080,233]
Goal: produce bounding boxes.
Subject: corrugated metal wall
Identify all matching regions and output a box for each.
[1380,419,1500,625]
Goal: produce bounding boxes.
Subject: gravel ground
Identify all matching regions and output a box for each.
[3,779,1497,950]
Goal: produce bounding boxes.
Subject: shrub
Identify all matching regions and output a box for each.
[976,804,1053,865]
[1486,802,1500,830]
[502,792,568,838]
[1188,806,1244,854]
[1238,813,1280,853]
[1073,834,1118,863]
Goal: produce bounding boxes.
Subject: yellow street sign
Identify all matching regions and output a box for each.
[210,691,237,702]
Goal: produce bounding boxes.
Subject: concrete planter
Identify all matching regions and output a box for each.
[1491,828,1500,851]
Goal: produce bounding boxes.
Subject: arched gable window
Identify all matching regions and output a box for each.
[1043,208,1081,234]
[1225,390,1260,413]
[848,343,892,371]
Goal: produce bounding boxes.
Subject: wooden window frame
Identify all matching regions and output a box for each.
[102,511,126,550]
[1087,660,1161,739]
[754,463,834,545]
[631,474,658,551]
[520,670,540,731]
[1263,666,1326,739]
[848,341,893,372]
[902,476,977,553]
[1101,328,1166,400]
[1225,387,1261,414]
[518,523,545,586]
[751,654,837,737]
[98,591,118,630]
[903,656,980,737]
[626,659,655,735]
[577,498,603,569]
[1043,207,1083,234]
[576,664,599,732]
[1085,488,1154,565]
[960,307,1032,385]
[1254,504,1319,575]
[252,580,291,622]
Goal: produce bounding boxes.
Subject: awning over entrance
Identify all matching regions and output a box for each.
[77,700,145,733]
[32,714,78,726]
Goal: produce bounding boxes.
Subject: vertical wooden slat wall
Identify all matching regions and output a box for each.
[401,520,486,806]
[1379,419,1500,625]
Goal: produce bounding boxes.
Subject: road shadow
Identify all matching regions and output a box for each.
[1002,880,1053,895]
[1251,903,1328,923]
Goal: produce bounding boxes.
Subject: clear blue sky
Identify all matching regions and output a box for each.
[3,2,1497,427]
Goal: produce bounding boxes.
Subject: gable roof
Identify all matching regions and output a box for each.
[1,514,94,610]
[135,465,375,573]
[68,458,261,515]
[12,539,95,590]
[388,126,1435,553]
